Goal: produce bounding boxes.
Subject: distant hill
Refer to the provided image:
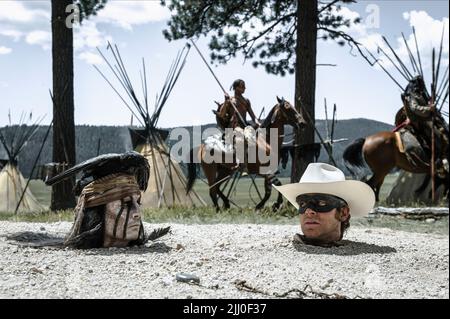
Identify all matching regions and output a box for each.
[0,119,393,178]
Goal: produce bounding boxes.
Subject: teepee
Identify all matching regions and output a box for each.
[0,113,45,213]
[96,43,206,208]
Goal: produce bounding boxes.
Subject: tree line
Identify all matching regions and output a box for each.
[0,118,393,179]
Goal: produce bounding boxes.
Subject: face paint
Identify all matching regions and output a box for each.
[104,194,142,247]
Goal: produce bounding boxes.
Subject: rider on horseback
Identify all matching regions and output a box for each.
[224,79,261,129]
[214,79,264,171]
[401,75,449,177]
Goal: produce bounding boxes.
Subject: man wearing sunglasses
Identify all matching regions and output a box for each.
[274,163,375,246]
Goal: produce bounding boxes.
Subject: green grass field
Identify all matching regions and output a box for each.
[26,174,398,209]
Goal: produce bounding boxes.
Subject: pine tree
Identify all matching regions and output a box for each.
[51,0,107,210]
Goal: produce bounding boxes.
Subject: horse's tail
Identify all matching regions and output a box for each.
[186,147,199,194]
[343,138,366,177]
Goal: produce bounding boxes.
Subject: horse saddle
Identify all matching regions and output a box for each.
[395,128,430,169]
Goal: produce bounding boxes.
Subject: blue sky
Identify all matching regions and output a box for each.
[0,0,448,128]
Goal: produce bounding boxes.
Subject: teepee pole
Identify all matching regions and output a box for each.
[14,121,53,214]
[324,98,330,141]
[382,36,413,79]
[377,45,410,81]
[148,138,164,206]
[330,103,337,142]
[401,32,420,75]
[435,25,446,91]
[153,132,179,206]
[412,27,424,78]
[366,49,404,90]
[157,167,168,208]
[436,66,448,101]
[159,137,206,206]
[431,49,436,203]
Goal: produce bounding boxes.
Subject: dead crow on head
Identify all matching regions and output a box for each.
[45,151,150,195]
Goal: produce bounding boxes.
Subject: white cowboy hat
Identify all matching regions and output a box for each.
[273,163,375,217]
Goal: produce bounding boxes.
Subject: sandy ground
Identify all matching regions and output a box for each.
[0,221,448,299]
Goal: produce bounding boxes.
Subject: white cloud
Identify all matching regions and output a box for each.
[401,10,449,67]
[330,7,449,79]
[319,6,382,51]
[371,11,449,78]
[358,33,384,52]
[74,21,112,50]
[0,1,170,58]
[0,46,12,55]
[318,6,390,74]
[322,6,370,37]
[95,1,171,30]
[74,20,112,65]
[0,1,49,23]
[337,6,368,37]
[0,28,23,42]
[78,52,103,65]
[26,30,51,50]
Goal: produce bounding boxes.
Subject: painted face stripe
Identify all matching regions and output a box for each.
[122,202,131,239]
[113,200,125,238]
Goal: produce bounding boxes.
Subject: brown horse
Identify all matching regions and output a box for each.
[343,115,449,201]
[187,97,305,211]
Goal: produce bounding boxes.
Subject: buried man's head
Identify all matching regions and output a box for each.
[45,152,169,249]
[274,163,375,245]
[296,193,350,243]
[64,173,147,249]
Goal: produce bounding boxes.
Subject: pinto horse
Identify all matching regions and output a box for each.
[187,97,305,211]
[343,109,449,201]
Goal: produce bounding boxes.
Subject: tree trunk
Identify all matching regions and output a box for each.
[292,0,318,182]
[51,0,76,210]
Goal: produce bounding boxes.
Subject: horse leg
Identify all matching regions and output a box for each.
[255,175,273,211]
[366,171,389,202]
[217,191,230,209]
[208,180,220,212]
[365,175,377,199]
[363,133,398,202]
[271,176,283,212]
[216,168,231,210]
[202,161,220,211]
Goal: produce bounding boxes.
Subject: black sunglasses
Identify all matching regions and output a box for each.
[296,194,348,214]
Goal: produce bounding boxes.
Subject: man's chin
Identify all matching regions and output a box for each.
[301,230,322,239]
[301,224,322,234]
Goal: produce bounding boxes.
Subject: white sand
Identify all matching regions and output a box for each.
[0,221,448,299]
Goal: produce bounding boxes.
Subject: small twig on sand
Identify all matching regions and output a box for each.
[233,280,354,299]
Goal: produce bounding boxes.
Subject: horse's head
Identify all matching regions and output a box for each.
[268,96,306,130]
[213,100,232,130]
